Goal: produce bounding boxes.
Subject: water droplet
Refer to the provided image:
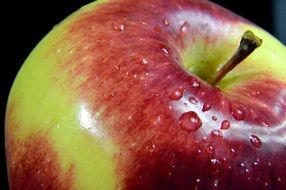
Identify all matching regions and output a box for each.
[196,178,201,183]
[131,142,136,147]
[261,121,270,127]
[249,135,262,148]
[252,161,259,167]
[213,180,219,188]
[240,162,246,168]
[199,90,206,98]
[197,149,202,154]
[113,23,125,32]
[162,47,169,54]
[159,44,170,55]
[202,102,211,112]
[252,90,261,96]
[207,145,215,156]
[212,116,217,121]
[230,148,236,154]
[210,130,223,139]
[179,111,202,132]
[142,58,148,65]
[189,97,198,104]
[153,116,161,125]
[190,78,200,88]
[145,144,156,153]
[210,158,220,164]
[221,120,230,130]
[277,177,282,182]
[104,91,115,100]
[163,18,169,26]
[115,65,121,71]
[180,21,190,34]
[210,158,222,172]
[169,89,183,100]
[230,103,246,121]
[202,136,208,143]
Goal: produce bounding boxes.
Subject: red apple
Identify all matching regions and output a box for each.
[6,0,286,189]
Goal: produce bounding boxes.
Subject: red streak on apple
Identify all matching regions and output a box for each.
[6,120,74,190]
[61,0,286,189]
[6,135,74,190]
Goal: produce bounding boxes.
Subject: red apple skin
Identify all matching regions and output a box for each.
[64,0,286,189]
[65,1,286,189]
[6,0,286,189]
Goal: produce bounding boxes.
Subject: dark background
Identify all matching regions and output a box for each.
[1,0,285,188]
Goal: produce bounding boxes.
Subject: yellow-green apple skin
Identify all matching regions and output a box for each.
[5,0,286,190]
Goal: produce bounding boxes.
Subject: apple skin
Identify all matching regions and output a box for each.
[5,0,286,189]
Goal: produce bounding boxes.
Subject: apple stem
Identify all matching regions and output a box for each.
[209,30,262,86]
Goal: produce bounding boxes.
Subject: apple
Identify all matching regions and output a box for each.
[5,0,286,189]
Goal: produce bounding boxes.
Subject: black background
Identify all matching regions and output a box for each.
[1,0,277,188]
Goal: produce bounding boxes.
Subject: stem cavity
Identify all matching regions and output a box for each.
[209,30,262,86]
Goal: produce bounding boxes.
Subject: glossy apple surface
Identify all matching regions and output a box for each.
[6,0,286,189]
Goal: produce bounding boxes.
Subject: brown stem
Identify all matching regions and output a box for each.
[209,30,262,86]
